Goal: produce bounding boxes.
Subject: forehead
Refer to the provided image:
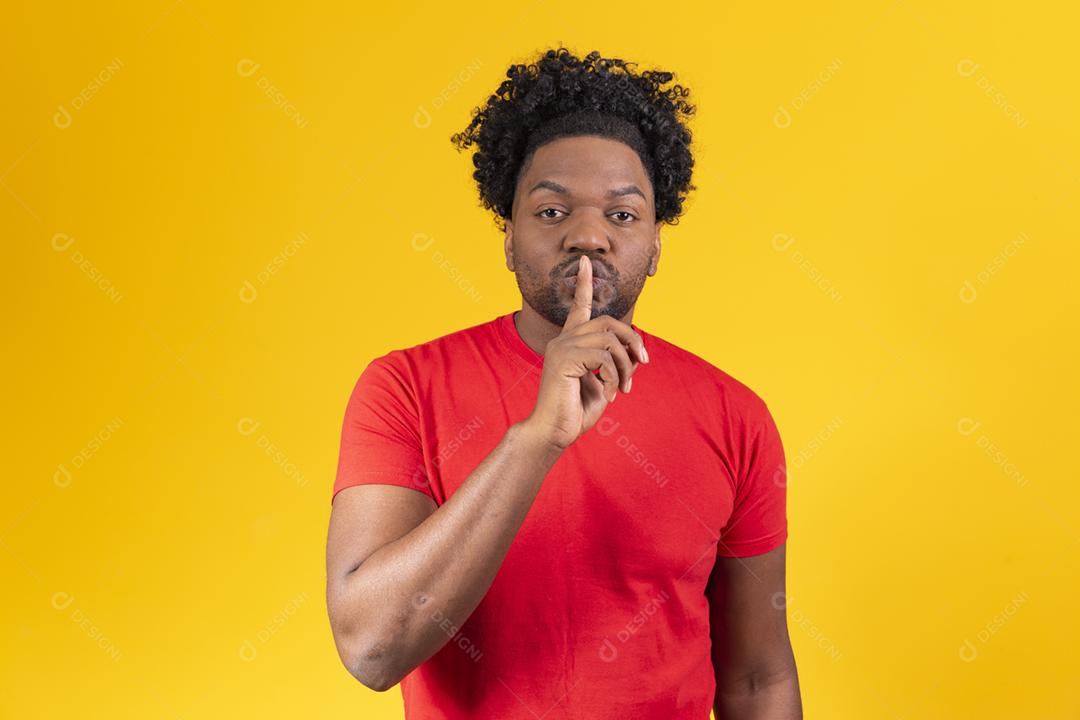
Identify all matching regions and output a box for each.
[518,135,652,197]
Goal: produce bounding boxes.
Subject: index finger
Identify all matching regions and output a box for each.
[563,256,593,332]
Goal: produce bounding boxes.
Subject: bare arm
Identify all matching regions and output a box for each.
[326,256,648,691]
[709,544,802,719]
[326,421,564,691]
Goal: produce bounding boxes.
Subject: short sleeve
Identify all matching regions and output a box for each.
[716,399,788,557]
[331,354,434,504]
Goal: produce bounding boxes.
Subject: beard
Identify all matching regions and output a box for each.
[512,250,651,327]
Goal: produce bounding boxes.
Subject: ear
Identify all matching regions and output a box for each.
[503,219,515,271]
[647,221,662,276]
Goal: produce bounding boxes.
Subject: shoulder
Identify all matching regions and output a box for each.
[365,314,501,376]
[343,316,499,411]
[639,327,774,421]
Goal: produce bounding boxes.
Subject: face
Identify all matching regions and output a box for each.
[504,135,662,327]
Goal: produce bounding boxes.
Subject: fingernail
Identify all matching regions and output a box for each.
[627,378,633,392]
[642,346,650,363]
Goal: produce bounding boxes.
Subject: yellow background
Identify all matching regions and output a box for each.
[4,1,1077,717]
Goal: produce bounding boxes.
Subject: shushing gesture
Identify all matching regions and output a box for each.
[523,256,650,450]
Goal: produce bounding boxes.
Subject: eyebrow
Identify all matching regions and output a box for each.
[527,180,646,201]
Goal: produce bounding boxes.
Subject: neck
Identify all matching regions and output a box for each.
[513,301,636,356]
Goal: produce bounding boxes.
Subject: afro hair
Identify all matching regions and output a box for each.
[450,47,696,232]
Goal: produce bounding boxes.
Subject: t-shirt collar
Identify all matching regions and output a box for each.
[494,310,643,375]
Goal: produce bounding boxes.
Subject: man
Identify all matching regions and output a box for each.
[326,47,802,719]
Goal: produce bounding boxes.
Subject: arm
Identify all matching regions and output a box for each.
[326,259,647,692]
[326,421,564,692]
[709,543,802,719]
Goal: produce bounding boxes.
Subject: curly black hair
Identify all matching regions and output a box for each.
[450,47,696,232]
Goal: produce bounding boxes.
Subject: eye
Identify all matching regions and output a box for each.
[536,208,565,219]
[610,211,637,223]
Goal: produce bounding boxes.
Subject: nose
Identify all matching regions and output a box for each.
[562,209,611,256]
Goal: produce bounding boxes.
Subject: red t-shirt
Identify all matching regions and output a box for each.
[333,311,788,719]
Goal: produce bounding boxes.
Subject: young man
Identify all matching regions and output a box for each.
[326,47,802,719]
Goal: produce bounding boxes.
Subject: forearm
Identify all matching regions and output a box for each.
[714,670,802,720]
[340,420,563,688]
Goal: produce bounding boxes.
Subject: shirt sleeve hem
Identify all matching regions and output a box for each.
[715,525,788,558]
[331,468,434,505]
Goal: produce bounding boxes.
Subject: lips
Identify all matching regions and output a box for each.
[563,260,610,281]
[564,275,607,289]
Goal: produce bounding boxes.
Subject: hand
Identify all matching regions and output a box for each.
[522,256,650,450]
